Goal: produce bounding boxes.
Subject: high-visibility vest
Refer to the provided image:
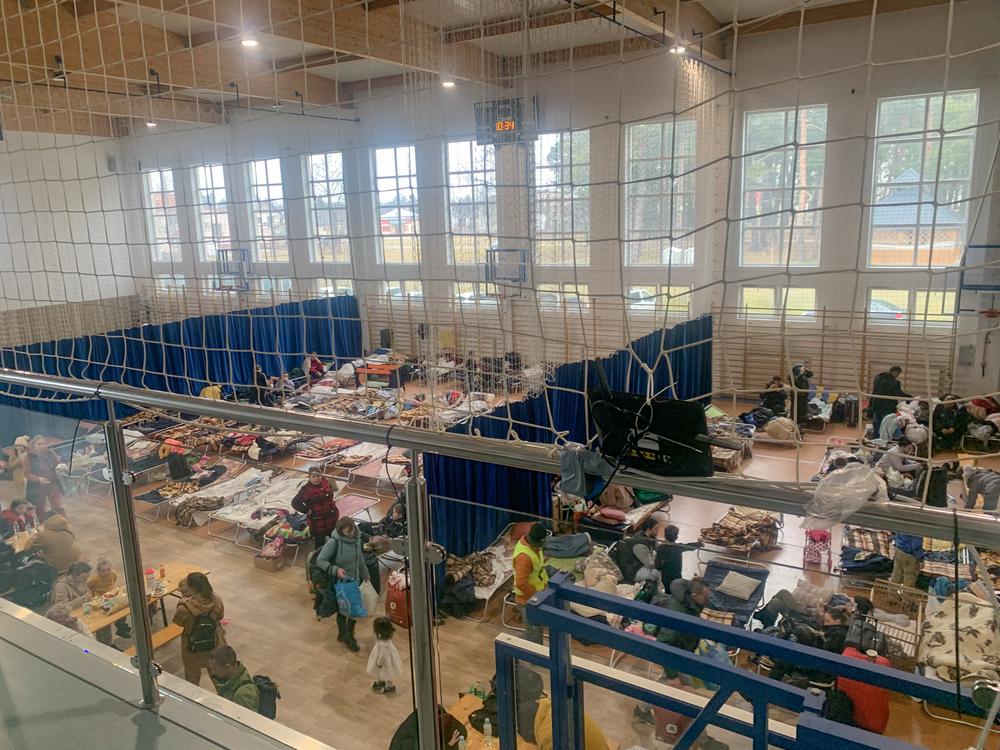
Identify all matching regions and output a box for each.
[513,540,548,601]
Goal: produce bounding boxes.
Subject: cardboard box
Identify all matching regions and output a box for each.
[254,555,284,572]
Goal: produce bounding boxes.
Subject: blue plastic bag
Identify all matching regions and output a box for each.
[335,579,367,618]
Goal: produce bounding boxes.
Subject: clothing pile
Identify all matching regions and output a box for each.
[174,496,225,527]
[445,551,497,588]
[263,513,310,544]
[840,525,894,576]
[294,438,358,460]
[138,480,199,504]
[700,507,781,552]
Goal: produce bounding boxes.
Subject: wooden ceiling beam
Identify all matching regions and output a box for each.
[5,80,224,122]
[613,0,725,59]
[1,100,117,136]
[739,0,955,34]
[339,72,405,97]
[444,4,614,45]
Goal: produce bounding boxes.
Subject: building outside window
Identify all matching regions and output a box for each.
[306,152,351,264]
[868,288,956,324]
[193,164,231,263]
[869,91,979,268]
[249,158,289,263]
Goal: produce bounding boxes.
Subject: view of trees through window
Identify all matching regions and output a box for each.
[447,140,497,265]
[375,146,420,264]
[533,131,590,266]
[143,169,181,263]
[307,152,351,264]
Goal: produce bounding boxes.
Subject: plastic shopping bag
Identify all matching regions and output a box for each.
[335,579,367,618]
[803,463,887,529]
[360,580,378,618]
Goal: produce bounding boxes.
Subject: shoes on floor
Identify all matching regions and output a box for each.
[381,684,396,695]
[371,681,385,693]
[632,706,654,726]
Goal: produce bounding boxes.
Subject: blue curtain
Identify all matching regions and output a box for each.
[426,316,713,555]
[0,296,364,430]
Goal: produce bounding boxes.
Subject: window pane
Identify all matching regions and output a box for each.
[741,106,826,266]
[914,290,956,323]
[447,139,497,265]
[249,158,288,263]
[741,287,777,317]
[870,91,978,268]
[783,288,816,318]
[307,152,350,264]
[869,289,910,321]
[193,165,231,262]
[534,131,590,266]
[375,146,420,264]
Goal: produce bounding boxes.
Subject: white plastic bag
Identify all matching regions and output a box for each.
[803,463,887,529]
[360,580,378,618]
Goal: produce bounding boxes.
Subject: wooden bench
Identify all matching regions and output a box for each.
[124,623,183,656]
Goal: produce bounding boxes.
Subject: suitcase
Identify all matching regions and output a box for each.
[386,572,411,628]
[842,395,860,428]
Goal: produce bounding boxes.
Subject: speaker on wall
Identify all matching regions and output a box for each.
[379,328,393,348]
[106,155,117,173]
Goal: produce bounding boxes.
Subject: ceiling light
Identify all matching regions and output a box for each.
[669,44,686,55]
[145,121,158,128]
[241,38,259,48]
[441,79,456,89]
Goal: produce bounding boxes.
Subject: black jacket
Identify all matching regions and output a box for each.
[611,535,656,583]
[871,372,910,414]
[654,541,699,588]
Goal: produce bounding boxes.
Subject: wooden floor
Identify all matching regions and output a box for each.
[4,418,993,750]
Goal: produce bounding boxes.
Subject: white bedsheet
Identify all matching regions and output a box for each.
[474,544,514,601]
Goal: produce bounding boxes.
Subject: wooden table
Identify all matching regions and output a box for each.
[70,561,207,633]
[357,363,402,389]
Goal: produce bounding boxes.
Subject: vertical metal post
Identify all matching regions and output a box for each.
[404,451,441,749]
[548,595,582,749]
[493,643,517,750]
[103,400,159,707]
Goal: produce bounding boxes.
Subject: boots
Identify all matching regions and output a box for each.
[344,618,359,652]
[336,614,347,643]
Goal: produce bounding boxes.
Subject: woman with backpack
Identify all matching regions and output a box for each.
[173,572,226,685]
[316,517,370,652]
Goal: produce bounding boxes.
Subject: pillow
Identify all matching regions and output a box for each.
[597,506,627,522]
[715,570,760,601]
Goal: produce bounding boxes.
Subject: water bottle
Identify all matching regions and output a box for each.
[482,718,494,746]
[456,738,466,750]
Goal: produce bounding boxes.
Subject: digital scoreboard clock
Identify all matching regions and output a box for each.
[475,97,538,145]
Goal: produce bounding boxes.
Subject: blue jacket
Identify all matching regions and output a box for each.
[893,533,925,559]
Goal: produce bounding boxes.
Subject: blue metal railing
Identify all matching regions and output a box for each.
[491,572,983,750]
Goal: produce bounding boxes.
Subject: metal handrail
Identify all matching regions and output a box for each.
[1,366,998,546]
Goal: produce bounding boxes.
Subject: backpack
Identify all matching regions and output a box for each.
[845,615,887,656]
[8,560,56,609]
[822,688,856,725]
[187,608,218,653]
[253,675,281,719]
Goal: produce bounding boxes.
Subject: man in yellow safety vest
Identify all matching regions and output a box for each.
[513,522,549,644]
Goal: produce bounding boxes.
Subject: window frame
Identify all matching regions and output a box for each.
[623,119,697,267]
[868,91,979,269]
[626,284,692,317]
[454,281,498,305]
[305,151,351,265]
[192,164,231,263]
[316,278,355,296]
[739,105,828,268]
[374,145,421,265]
[446,139,498,266]
[532,129,591,267]
[866,287,957,325]
[536,281,590,307]
[247,158,289,263]
[142,168,181,263]
[383,279,423,299]
[737,285,818,321]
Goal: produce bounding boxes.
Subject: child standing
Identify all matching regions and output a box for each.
[367,616,402,695]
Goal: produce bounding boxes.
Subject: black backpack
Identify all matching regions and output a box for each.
[845,615,887,655]
[822,688,855,725]
[253,675,281,719]
[187,609,218,653]
[7,560,56,609]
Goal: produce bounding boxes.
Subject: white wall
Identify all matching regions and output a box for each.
[0,131,147,310]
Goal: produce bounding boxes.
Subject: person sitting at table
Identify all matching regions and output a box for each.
[173,572,226,685]
[521,696,610,750]
[25,514,81,573]
[291,467,339,550]
[88,556,133,639]
[208,645,260,712]
[2,498,36,535]
[50,561,113,646]
[25,435,65,518]
[357,499,407,540]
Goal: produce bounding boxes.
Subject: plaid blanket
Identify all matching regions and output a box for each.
[921,548,974,581]
[700,608,735,626]
[700,507,781,552]
[842,526,894,558]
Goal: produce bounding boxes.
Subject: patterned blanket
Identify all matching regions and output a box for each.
[842,526,894,558]
[700,507,781,552]
[919,594,1000,682]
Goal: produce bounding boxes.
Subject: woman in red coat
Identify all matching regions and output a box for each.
[291,467,338,549]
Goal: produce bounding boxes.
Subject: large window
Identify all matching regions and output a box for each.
[192,165,231,262]
[248,158,288,263]
[143,168,180,263]
[306,152,350,264]
[870,91,979,267]
[537,282,589,306]
[741,105,827,266]
[627,284,691,316]
[739,286,816,320]
[533,130,590,266]
[375,146,420,264]
[384,280,423,299]
[155,273,186,289]
[454,282,498,305]
[624,120,696,266]
[317,278,354,296]
[446,140,497,265]
[868,288,956,324]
